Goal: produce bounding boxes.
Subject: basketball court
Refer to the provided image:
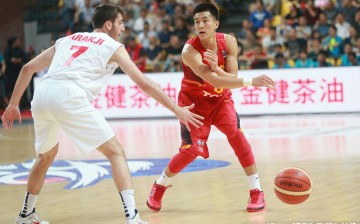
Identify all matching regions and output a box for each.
[1,112,359,223]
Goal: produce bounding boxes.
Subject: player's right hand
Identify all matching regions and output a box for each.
[176,103,204,131]
[252,75,275,89]
[1,104,22,129]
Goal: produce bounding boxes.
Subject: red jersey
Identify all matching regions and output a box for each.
[179,33,232,114]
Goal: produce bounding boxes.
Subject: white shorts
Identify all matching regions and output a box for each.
[31,79,114,154]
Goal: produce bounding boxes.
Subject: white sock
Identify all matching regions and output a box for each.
[21,192,38,216]
[156,170,171,186]
[119,190,136,219]
[248,173,262,191]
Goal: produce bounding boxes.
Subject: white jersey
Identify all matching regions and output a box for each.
[42,32,122,100]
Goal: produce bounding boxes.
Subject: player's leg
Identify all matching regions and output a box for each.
[214,99,265,212]
[16,85,60,223]
[15,145,58,224]
[97,137,146,222]
[147,123,211,212]
[55,84,146,223]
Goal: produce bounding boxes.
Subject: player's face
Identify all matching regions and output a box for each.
[193,11,219,38]
[109,13,125,40]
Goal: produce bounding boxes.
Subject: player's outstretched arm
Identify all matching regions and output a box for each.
[112,46,204,131]
[1,46,55,129]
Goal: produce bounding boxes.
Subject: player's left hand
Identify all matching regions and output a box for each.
[252,75,276,89]
[204,49,218,72]
[176,103,204,131]
[1,104,22,129]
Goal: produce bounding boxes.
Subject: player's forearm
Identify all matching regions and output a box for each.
[140,76,179,114]
[212,76,248,89]
[9,65,35,106]
[213,66,237,78]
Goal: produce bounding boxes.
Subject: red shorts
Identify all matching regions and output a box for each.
[178,93,239,158]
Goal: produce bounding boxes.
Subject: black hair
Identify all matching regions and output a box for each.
[92,3,125,29]
[193,3,219,21]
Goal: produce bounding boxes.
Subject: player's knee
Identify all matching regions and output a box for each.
[98,138,126,159]
[168,147,198,173]
[225,127,241,139]
[236,149,255,167]
[180,146,198,160]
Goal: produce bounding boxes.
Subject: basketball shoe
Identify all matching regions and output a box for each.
[125,210,148,224]
[146,182,172,212]
[15,210,49,224]
[247,188,266,212]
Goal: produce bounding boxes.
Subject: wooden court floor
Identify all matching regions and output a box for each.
[1,113,360,223]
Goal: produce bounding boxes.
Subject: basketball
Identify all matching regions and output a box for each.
[274,167,312,204]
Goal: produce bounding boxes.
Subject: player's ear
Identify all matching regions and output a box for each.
[215,20,219,29]
[105,20,112,30]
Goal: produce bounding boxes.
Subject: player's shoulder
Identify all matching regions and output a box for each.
[223,33,237,44]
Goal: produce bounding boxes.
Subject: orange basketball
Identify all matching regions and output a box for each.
[274,167,312,204]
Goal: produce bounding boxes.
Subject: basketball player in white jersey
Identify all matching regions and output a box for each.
[1,4,204,224]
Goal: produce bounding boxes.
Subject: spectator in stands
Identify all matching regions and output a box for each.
[335,12,351,39]
[262,27,285,58]
[73,0,95,32]
[157,20,173,49]
[285,3,301,27]
[313,50,332,67]
[4,37,26,100]
[238,43,269,69]
[285,28,301,59]
[310,29,322,41]
[346,51,359,65]
[119,26,135,46]
[0,52,9,108]
[239,30,257,52]
[302,0,322,26]
[137,21,157,49]
[125,36,147,72]
[133,7,152,34]
[340,43,353,65]
[249,0,272,32]
[343,26,358,48]
[145,34,164,72]
[308,38,322,61]
[353,10,360,35]
[151,6,171,33]
[256,18,272,42]
[163,35,183,72]
[171,4,188,26]
[322,0,338,23]
[277,16,293,38]
[272,52,292,68]
[124,9,135,29]
[339,0,357,24]
[173,17,190,45]
[314,12,330,39]
[295,15,312,49]
[59,0,76,32]
[322,25,343,59]
[236,19,253,42]
[295,50,313,68]
[263,0,280,15]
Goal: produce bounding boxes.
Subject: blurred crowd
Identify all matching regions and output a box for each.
[237,0,360,70]
[56,0,360,72]
[0,0,360,109]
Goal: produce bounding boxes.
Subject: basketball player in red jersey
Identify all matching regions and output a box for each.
[147,3,275,213]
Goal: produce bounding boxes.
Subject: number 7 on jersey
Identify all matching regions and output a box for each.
[64,45,89,66]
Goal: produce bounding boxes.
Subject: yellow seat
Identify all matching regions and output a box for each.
[268,59,275,68]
